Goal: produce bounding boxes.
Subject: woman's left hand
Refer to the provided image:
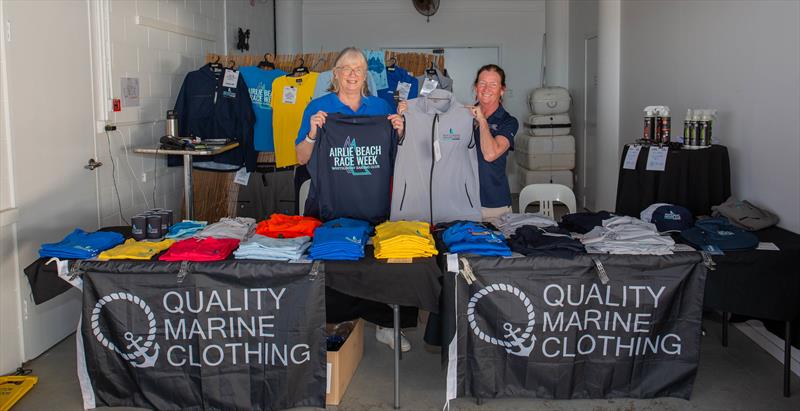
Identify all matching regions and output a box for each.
[388,114,404,136]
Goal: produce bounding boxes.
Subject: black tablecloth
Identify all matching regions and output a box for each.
[325,246,442,314]
[616,144,731,217]
[703,226,800,321]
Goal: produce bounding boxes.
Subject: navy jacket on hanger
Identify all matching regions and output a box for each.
[173,64,257,171]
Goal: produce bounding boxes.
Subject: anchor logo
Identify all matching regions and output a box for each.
[91,292,159,368]
[466,283,536,357]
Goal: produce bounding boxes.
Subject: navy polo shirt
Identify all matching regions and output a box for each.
[295,93,392,145]
[474,104,519,208]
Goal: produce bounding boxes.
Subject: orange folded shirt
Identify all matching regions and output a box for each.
[256,214,322,238]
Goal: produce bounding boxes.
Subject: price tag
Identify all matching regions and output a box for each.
[757,242,780,251]
[433,139,442,162]
[623,145,641,169]
[233,168,250,186]
[645,146,669,171]
[282,86,297,104]
[396,81,412,101]
[420,78,438,96]
[222,69,239,88]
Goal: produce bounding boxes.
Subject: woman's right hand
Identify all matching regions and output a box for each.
[308,110,328,139]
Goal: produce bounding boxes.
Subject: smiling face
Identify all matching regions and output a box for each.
[475,70,504,106]
[333,52,368,96]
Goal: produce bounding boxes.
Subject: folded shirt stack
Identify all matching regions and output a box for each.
[510,226,585,258]
[373,221,439,259]
[560,211,616,234]
[159,237,240,261]
[581,216,675,255]
[194,217,256,241]
[309,224,371,261]
[488,212,558,238]
[165,221,207,239]
[256,214,322,238]
[39,229,125,259]
[98,238,176,260]
[234,235,311,261]
[442,221,511,256]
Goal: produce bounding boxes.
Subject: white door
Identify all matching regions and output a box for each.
[4,0,99,360]
[583,36,599,211]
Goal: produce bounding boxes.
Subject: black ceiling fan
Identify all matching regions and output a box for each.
[413,0,440,23]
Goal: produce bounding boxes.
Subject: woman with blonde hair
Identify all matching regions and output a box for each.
[294,47,413,352]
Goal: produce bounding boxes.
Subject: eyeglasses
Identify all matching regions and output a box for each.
[336,66,365,76]
[477,81,501,89]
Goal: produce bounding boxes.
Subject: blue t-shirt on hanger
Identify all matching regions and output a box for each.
[378,65,419,112]
[239,66,287,152]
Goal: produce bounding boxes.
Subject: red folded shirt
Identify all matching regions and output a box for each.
[159,237,240,262]
[256,214,322,238]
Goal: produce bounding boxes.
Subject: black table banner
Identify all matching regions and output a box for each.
[444,253,706,402]
[76,260,326,411]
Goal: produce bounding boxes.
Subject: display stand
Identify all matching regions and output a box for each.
[133,143,239,219]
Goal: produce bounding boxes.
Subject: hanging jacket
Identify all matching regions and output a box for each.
[378,65,419,111]
[306,114,397,224]
[391,89,481,223]
[173,64,257,170]
[416,67,453,92]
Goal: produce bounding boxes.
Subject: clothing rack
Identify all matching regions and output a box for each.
[205,51,445,77]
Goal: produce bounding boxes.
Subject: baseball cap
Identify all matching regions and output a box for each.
[651,205,694,233]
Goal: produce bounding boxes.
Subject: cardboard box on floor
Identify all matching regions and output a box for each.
[326,319,364,405]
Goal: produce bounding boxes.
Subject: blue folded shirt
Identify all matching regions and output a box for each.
[442,222,512,256]
[166,221,207,239]
[309,226,370,260]
[39,229,125,259]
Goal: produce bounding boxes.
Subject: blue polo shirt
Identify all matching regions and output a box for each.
[295,93,393,145]
[474,104,518,208]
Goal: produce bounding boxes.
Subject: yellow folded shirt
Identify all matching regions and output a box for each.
[98,238,176,260]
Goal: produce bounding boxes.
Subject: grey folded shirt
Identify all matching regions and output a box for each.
[711,197,779,231]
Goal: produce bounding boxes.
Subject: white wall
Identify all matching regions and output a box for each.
[98,0,226,226]
[226,0,275,56]
[593,0,621,211]
[302,0,546,126]
[545,0,570,88]
[619,0,800,232]
[568,0,598,208]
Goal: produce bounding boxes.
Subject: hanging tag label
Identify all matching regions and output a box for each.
[433,139,442,162]
[233,168,250,186]
[282,86,297,104]
[645,146,669,171]
[396,81,412,101]
[420,78,438,96]
[446,253,459,273]
[222,69,239,88]
[623,145,642,169]
[757,242,780,251]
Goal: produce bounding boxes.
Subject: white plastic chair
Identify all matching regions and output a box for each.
[298,180,310,216]
[518,184,577,219]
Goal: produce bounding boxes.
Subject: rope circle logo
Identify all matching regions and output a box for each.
[467,283,536,357]
[91,292,160,368]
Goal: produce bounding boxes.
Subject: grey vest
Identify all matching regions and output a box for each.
[391,89,481,223]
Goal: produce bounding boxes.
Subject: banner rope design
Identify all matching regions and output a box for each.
[466,284,535,348]
[91,292,157,360]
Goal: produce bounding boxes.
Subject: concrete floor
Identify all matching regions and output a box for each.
[11,314,800,411]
